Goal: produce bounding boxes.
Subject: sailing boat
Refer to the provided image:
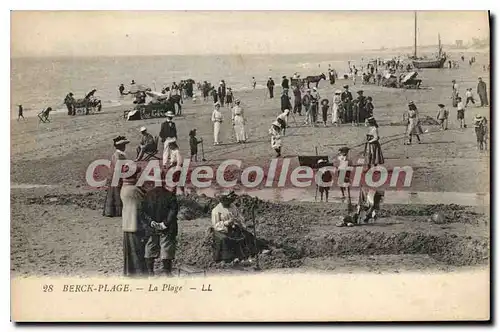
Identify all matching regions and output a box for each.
[411,12,447,69]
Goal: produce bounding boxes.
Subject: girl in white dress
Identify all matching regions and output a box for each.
[211,102,223,145]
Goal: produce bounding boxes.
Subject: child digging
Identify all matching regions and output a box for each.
[189,129,203,162]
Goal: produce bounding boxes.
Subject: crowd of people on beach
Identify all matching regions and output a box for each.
[18,52,490,276]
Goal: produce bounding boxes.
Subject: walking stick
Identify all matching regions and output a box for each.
[201,140,207,161]
[251,197,261,271]
[315,146,319,202]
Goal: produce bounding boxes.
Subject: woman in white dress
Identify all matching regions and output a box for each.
[231,99,247,143]
[211,102,223,145]
[331,90,342,125]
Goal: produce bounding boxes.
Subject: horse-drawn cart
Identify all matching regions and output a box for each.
[71,97,102,115]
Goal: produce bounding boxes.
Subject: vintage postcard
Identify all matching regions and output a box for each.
[10,10,490,322]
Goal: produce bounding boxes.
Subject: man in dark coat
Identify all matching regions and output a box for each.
[477,77,489,107]
[267,77,275,99]
[218,81,226,107]
[341,85,353,124]
[159,111,177,143]
[293,86,302,115]
[143,186,179,276]
[353,90,367,125]
[281,76,289,90]
[64,92,75,116]
[281,89,292,112]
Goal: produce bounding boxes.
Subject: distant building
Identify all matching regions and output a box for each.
[455,40,464,48]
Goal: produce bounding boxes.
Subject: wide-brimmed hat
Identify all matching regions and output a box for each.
[282,75,287,78]
[317,159,327,164]
[343,84,349,88]
[165,111,175,117]
[165,137,177,144]
[140,126,147,132]
[334,90,341,94]
[475,114,483,119]
[408,101,415,105]
[113,135,130,146]
[357,90,364,94]
[438,103,445,107]
[339,147,350,153]
[235,99,240,104]
[283,109,290,114]
[312,87,317,91]
[269,76,272,79]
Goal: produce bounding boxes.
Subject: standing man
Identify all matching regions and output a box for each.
[17,104,25,121]
[293,85,302,115]
[477,77,489,107]
[281,76,289,90]
[353,90,367,126]
[119,84,125,95]
[341,85,353,124]
[302,89,312,125]
[218,81,226,107]
[252,77,257,89]
[310,87,320,126]
[159,111,177,166]
[64,92,75,116]
[143,186,179,276]
[281,88,292,112]
[267,77,275,99]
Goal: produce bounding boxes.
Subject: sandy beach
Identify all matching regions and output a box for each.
[11,61,490,276]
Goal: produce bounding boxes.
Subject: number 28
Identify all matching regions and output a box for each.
[42,285,53,292]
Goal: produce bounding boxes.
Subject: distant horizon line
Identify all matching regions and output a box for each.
[11,44,488,59]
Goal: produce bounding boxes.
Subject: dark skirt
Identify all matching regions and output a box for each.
[212,227,257,262]
[102,183,122,217]
[277,117,287,130]
[457,110,465,120]
[367,141,384,166]
[475,126,486,142]
[123,232,147,277]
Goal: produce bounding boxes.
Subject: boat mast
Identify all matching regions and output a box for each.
[438,33,442,57]
[414,11,417,58]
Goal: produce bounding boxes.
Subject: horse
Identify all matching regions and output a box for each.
[304,73,326,89]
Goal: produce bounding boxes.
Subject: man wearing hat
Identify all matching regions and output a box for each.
[281,75,289,90]
[436,104,449,131]
[211,191,257,263]
[353,90,367,126]
[211,102,224,145]
[266,76,275,99]
[159,111,177,165]
[310,87,320,126]
[142,184,179,276]
[451,79,459,107]
[281,88,292,112]
[341,85,353,124]
[292,85,302,115]
[103,135,130,217]
[136,126,156,161]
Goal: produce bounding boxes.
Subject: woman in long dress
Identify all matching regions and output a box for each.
[331,90,342,125]
[103,136,130,217]
[231,99,247,143]
[211,102,223,145]
[404,101,423,145]
[364,117,384,167]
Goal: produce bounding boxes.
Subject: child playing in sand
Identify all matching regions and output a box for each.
[189,129,203,162]
[269,121,282,157]
[436,103,449,131]
[320,99,329,127]
[337,147,352,201]
[465,88,475,107]
[456,97,466,129]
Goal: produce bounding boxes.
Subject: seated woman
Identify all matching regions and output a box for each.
[210,191,257,263]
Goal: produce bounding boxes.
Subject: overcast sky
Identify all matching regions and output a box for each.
[11,11,489,57]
